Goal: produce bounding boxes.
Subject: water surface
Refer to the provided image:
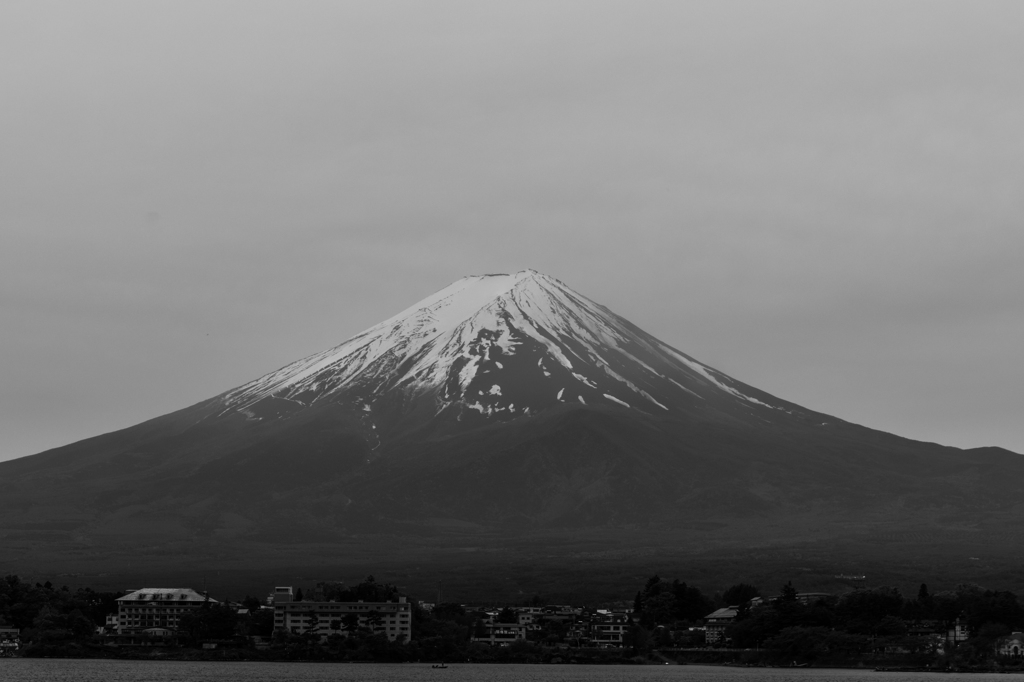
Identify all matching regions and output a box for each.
[0,660,1011,682]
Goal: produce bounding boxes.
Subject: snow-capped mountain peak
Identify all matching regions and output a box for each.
[220,270,794,428]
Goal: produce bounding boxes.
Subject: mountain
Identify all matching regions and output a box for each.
[221,269,814,435]
[2,270,1022,596]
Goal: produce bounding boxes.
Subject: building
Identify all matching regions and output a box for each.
[271,586,412,642]
[749,592,833,608]
[948,617,969,647]
[704,606,738,644]
[997,632,1024,657]
[115,588,214,638]
[471,622,528,645]
[541,605,580,623]
[0,622,20,657]
[591,612,630,647]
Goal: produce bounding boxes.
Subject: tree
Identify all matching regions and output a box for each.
[342,612,361,636]
[306,611,320,640]
[315,582,349,601]
[836,587,904,634]
[723,584,761,606]
[496,607,518,624]
[644,592,677,626]
[249,608,275,637]
[178,603,238,642]
[962,589,1024,636]
[66,609,94,639]
[432,603,466,621]
[672,581,714,622]
[366,609,383,634]
[875,615,908,637]
[644,575,661,593]
[780,581,798,603]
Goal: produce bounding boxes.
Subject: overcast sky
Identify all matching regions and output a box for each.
[2,0,1022,462]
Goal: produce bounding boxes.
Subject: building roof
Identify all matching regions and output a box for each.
[117,588,214,603]
[705,607,739,621]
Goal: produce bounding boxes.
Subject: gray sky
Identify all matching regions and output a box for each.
[2,0,1022,462]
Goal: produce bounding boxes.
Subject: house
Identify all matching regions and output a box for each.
[0,623,18,657]
[271,586,412,642]
[947,617,969,647]
[704,606,739,644]
[590,612,630,647]
[997,632,1024,657]
[566,623,592,646]
[113,587,213,644]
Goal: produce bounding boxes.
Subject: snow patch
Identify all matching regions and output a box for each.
[572,372,598,389]
[603,394,630,408]
[668,376,702,399]
[659,344,775,409]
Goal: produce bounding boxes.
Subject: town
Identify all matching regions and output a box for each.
[3,572,1024,669]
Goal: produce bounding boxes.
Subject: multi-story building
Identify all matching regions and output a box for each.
[704,606,738,644]
[471,622,528,645]
[591,612,630,647]
[271,586,412,642]
[116,588,214,636]
[541,605,580,623]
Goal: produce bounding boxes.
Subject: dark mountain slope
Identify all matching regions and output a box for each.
[0,270,1020,585]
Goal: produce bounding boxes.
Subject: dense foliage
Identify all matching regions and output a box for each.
[716,581,1024,664]
[305,576,400,603]
[632,574,714,627]
[0,575,120,644]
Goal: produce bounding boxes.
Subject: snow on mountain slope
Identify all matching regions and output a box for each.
[220,270,797,426]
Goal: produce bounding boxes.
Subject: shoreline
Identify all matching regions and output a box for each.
[10,647,1024,673]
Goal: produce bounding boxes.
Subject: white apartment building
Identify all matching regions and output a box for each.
[272,586,412,642]
[116,588,214,635]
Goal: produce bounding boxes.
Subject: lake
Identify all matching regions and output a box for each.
[0,661,1016,682]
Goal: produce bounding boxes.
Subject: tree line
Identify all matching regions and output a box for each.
[630,574,1024,665]
[5,570,1024,666]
